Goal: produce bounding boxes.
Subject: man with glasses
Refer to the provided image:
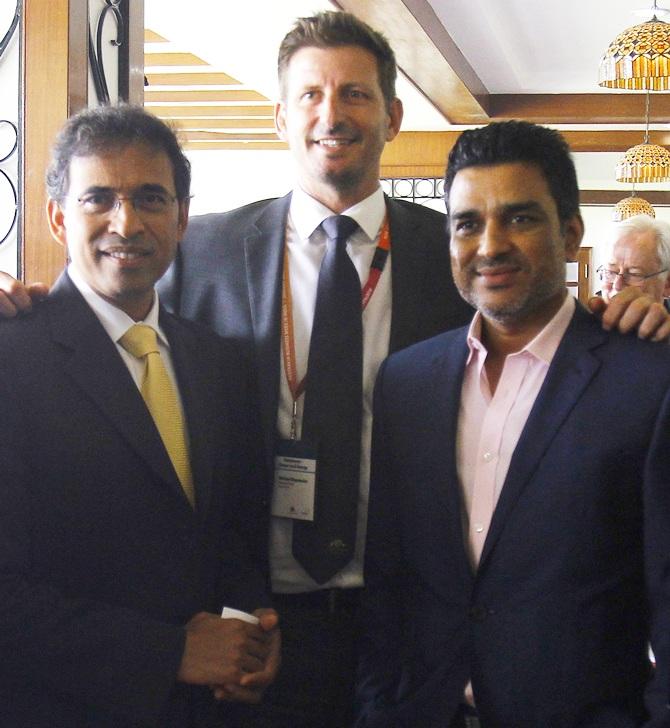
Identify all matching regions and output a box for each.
[0,105,278,727]
[597,214,670,311]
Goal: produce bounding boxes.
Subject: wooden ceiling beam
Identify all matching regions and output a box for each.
[144,52,208,66]
[381,130,670,170]
[145,89,269,103]
[145,72,242,86]
[183,141,288,151]
[171,118,276,130]
[487,93,670,125]
[186,131,279,141]
[581,190,670,205]
[148,104,275,118]
[334,0,490,124]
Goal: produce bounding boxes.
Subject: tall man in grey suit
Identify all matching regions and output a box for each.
[0,105,279,727]
[357,121,670,728]
[160,12,473,727]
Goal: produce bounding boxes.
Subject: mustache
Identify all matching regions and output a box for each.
[468,253,526,274]
[97,234,145,247]
[97,234,149,252]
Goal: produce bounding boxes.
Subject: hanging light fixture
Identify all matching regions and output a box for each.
[615,91,670,182]
[612,191,656,220]
[599,1,670,89]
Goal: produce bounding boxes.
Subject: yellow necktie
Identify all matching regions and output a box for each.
[119,324,194,507]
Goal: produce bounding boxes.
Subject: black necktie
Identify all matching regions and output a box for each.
[292,215,363,584]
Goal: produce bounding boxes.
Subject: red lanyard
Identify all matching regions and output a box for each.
[281,217,391,437]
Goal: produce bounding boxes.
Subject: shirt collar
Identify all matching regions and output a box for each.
[466,294,576,366]
[67,262,167,347]
[289,185,386,243]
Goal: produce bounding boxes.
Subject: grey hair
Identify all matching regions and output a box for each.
[607,214,670,270]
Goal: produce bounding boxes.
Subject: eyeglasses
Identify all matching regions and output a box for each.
[75,189,178,216]
[596,265,668,286]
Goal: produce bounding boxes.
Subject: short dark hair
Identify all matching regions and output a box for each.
[444,121,580,224]
[46,104,191,202]
[278,11,397,111]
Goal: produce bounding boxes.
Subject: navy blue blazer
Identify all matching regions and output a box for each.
[358,303,670,728]
[0,272,268,727]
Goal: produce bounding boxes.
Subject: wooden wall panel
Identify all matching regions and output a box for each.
[21,0,86,286]
[21,0,144,286]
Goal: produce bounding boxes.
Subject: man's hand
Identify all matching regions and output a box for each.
[211,608,281,704]
[588,286,670,342]
[0,272,48,317]
[177,611,275,689]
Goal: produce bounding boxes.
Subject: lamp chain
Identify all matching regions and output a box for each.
[644,90,651,144]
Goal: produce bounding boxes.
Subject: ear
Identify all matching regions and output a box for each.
[385,97,403,142]
[275,101,288,141]
[663,273,670,300]
[47,198,68,248]
[176,197,190,240]
[563,213,585,262]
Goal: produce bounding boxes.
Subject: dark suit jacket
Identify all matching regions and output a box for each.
[159,193,473,500]
[357,303,670,728]
[0,272,268,728]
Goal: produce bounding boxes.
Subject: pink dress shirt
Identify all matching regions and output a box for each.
[457,295,575,707]
[457,294,576,569]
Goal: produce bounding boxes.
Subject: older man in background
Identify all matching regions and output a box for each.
[597,214,670,311]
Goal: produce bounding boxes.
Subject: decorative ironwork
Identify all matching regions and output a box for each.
[0,0,19,60]
[0,0,19,250]
[381,177,444,205]
[0,120,17,247]
[89,0,128,104]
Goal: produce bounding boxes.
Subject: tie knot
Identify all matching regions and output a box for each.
[119,324,159,359]
[321,215,358,246]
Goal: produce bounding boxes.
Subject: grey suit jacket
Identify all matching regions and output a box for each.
[159,193,473,478]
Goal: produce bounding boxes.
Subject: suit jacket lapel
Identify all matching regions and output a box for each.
[244,194,290,464]
[387,197,438,353]
[478,305,606,569]
[430,332,476,582]
[161,311,215,516]
[47,273,192,508]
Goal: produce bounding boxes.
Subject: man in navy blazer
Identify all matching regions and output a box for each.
[0,106,278,727]
[357,121,670,727]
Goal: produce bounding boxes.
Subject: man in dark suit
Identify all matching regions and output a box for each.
[356,121,670,727]
[0,105,279,727]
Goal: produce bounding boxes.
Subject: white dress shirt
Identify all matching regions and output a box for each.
[67,263,189,435]
[270,185,392,593]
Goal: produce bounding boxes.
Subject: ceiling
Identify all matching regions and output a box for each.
[142,0,670,194]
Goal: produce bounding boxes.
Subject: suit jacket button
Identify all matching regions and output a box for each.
[469,605,488,622]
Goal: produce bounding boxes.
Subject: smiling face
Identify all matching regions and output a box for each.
[47,143,189,321]
[448,162,583,340]
[275,45,403,212]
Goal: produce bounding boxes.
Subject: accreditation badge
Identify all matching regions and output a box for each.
[271,439,317,521]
